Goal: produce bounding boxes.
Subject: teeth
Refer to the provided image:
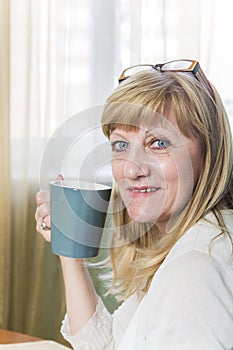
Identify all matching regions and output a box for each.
[133,188,158,193]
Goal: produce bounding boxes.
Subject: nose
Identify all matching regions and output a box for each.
[123,149,151,179]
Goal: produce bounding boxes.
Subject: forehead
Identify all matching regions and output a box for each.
[109,107,182,136]
[102,99,197,141]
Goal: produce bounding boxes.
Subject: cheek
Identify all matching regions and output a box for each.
[161,153,195,189]
[111,159,122,181]
[159,156,179,183]
[160,155,182,185]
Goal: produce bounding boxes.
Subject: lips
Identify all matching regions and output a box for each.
[128,186,161,196]
[130,186,160,191]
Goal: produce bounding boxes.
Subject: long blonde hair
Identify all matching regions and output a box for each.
[101,70,233,300]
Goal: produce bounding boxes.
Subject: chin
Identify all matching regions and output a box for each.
[133,218,155,224]
[127,209,159,224]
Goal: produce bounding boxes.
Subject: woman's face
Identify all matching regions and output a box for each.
[109,107,203,232]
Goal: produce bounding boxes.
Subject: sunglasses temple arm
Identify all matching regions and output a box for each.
[196,68,216,102]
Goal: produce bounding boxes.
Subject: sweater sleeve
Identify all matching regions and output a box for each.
[61,293,140,349]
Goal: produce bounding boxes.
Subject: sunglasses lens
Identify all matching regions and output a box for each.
[123,65,154,78]
[162,60,193,71]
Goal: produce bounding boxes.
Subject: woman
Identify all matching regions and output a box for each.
[35,60,233,349]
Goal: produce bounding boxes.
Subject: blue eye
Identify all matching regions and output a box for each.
[111,141,128,152]
[151,139,170,150]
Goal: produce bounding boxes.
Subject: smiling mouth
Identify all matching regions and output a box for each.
[130,187,161,193]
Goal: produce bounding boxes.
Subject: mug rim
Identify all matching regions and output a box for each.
[50,180,112,191]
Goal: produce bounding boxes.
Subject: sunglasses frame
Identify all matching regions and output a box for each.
[118,59,215,101]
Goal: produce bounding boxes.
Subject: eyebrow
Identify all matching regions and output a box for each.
[145,128,157,134]
[109,131,128,139]
[145,124,181,136]
[109,124,179,139]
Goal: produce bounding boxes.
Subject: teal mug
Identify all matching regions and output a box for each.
[50,180,112,258]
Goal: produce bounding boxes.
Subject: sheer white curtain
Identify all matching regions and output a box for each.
[0,0,11,329]
[48,0,233,126]
[11,0,232,143]
[4,0,233,342]
[117,0,233,124]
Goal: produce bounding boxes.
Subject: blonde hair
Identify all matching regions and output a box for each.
[101,70,233,300]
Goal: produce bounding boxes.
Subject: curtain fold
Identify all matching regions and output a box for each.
[7,0,68,344]
[0,0,11,330]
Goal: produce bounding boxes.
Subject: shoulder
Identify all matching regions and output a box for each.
[138,211,233,348]
[164,209,233,267]
[147,209,233,298]
[141,250,233,349]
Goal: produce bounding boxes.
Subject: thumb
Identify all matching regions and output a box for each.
[57,174,64,180]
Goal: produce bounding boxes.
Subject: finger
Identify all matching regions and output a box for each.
[35,213,51,230]
[57,174,64,180]
[36,190,50,206]
[35,213,50,231]
[36,175,63,206]
[41,230,51,242]
[43,215,51,229]
[35,203,50,221]
[37,228,51,242]
[35,174,63,242]
[36,217,51,242]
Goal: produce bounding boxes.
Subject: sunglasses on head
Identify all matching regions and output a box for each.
[118,59,215,101]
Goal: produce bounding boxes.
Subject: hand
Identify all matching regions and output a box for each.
[35,174,64,242]
[35,190,51,241]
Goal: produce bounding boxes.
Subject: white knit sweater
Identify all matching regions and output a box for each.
[61,210,233,350]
